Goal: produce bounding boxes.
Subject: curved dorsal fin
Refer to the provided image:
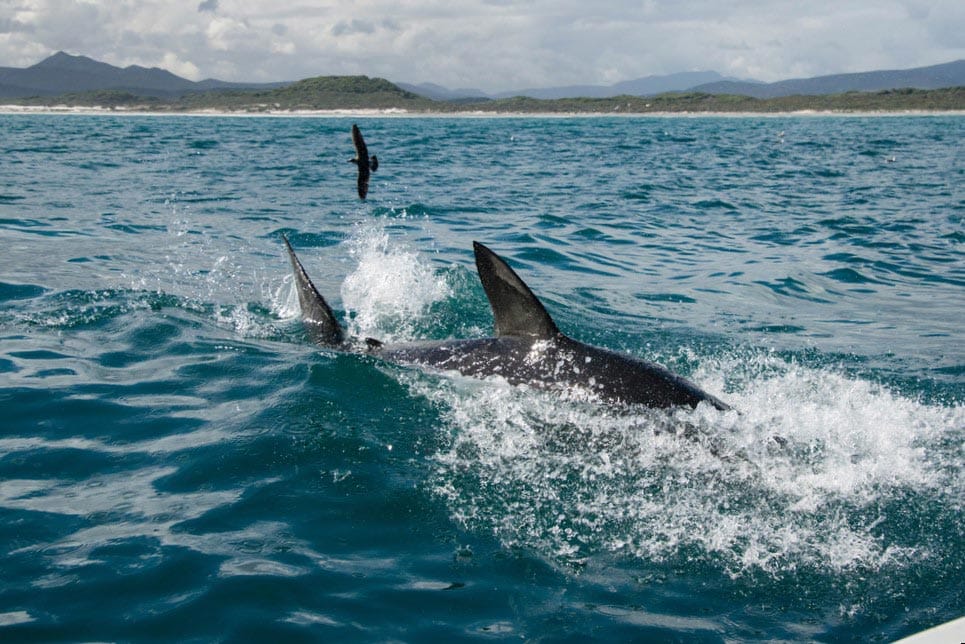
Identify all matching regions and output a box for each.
[473,241,559,339]
[282,234,345,347]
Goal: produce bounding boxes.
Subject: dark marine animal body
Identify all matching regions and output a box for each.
[282,236,729,411]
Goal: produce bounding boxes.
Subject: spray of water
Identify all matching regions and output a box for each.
[268,228,963,580]
[340,223,451,342]
[416,357,962,578]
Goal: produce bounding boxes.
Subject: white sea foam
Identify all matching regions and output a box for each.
[269,229,962,580]
[340,223,451,343]
[418,351,963,578]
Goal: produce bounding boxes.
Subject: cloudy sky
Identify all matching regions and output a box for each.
[2,0,963,91]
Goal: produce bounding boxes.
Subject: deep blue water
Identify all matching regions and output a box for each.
[0,112,962,642]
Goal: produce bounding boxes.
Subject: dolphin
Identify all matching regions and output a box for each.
[349,124,379,200]
[282,236,730,411]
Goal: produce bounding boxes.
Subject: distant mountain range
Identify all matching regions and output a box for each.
[396,72,740,101]
[1,52,963,103]
[401,61,965,100]
[397,71,741,100]
[689,59,965,99]
[0,51,286,99]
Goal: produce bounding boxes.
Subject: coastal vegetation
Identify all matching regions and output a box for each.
[6,75,964,114]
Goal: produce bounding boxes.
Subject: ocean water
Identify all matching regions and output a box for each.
[0,112,962,642]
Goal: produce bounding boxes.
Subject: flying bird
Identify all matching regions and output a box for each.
[349,123,379,199]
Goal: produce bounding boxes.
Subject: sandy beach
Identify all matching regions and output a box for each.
[2,104,963,118]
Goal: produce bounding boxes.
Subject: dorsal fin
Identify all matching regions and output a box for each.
[473,241,559,339]
[282,234,345,347]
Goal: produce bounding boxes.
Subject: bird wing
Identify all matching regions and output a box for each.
[351,124,368,160]
[356,162,370,199]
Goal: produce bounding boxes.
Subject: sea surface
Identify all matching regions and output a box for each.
[0,112,962,642]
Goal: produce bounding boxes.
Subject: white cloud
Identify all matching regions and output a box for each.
[0,0,962,91]
[205,15,250,52]
[159,51,201,79]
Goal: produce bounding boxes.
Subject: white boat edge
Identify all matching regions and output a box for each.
[893,615,965,643]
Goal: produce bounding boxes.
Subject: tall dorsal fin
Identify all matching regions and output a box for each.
[473,241,559,339]
[282,234,345,347]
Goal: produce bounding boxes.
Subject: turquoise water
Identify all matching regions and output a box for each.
[1,113,962,642]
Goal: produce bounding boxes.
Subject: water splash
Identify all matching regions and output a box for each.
[264,225,962,581]
[420,350,963,579]
[340,223,451,343]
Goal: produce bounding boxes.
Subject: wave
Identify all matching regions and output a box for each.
[281,225,964,580]
[421,352,962,579]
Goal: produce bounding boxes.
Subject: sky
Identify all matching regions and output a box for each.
[1,0,963,92]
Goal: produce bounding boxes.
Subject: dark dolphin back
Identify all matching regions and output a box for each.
[473,241,559,339]
[282,235,345,347]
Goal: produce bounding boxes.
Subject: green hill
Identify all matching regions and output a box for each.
[455,87,965,113]
[177,75,433,111]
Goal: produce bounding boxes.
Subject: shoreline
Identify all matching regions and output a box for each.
[2,104,964,118]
